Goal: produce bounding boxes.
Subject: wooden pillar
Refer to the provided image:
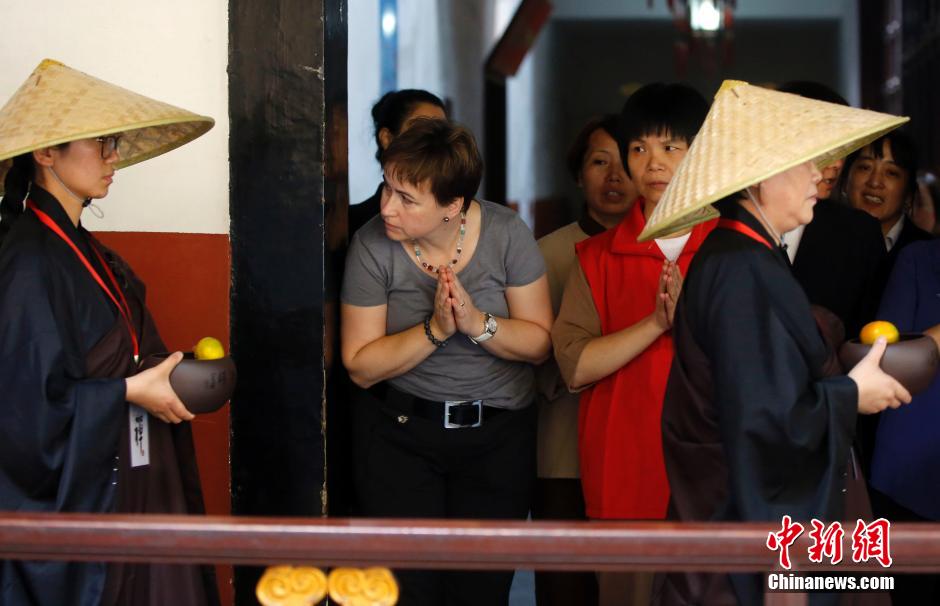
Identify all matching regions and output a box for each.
[901,0,940,173]
[228,0,347,602]
[858,0,887,110]
[484,77,507,203]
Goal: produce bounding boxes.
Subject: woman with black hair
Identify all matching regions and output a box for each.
[533,114,635,606]
[842,130,932,283]
[0,60,218,606]
[551,82,713,605]
[839,132,933,479]
[349,89,446,235]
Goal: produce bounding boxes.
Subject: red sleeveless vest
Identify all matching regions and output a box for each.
[575,201,715,519]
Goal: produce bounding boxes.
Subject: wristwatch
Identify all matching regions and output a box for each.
[469,312,498,344]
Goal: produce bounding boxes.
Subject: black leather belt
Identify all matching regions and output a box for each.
[368,382,508,428]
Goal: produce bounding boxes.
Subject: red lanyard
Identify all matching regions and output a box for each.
[717,218,774,251]
[27,201,140,361]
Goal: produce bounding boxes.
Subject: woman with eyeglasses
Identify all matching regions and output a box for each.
[0,60,218,605]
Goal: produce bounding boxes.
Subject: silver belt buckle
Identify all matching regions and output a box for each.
[443,400,483,429]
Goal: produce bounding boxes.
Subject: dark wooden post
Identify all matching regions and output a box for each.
[858,0,887,110]
[229,0,347,602]
[483,77,507,203]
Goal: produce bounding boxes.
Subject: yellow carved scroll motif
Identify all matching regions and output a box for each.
[256,566,328,606]
[328,567,399,606]
[256,566,398,606]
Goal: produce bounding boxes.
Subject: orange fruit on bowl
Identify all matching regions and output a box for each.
[859,321,900,345]
[194,336,226,360]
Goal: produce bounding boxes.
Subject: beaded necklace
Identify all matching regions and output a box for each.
[413,211,467,273]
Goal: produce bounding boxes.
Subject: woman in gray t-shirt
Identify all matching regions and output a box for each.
[340,119,551,606]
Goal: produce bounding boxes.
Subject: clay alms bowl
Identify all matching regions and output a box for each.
[839,333,939,395]
[138,352,237,414]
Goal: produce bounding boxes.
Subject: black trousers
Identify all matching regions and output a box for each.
[531,478,598,606]
[352,385,536,606]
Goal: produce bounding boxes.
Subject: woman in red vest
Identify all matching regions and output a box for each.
[552,83,714,604]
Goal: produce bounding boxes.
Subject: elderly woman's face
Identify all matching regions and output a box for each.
[846,139,911,231]
[579,128,635,225]
[757,160,821,233]
[379,166,458,242]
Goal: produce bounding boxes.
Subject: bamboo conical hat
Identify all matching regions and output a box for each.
[639,80,908,241]
[0,59,214,193]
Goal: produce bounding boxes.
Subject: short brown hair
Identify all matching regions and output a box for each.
[380,118,483,211]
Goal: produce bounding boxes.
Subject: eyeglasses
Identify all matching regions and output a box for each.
[95,135,122,159]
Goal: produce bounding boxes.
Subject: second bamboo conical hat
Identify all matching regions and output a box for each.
[0,59,214,193]
[639,80,908,241]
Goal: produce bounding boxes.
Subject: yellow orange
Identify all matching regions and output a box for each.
[194,336,225,360]
[859,321,899,345]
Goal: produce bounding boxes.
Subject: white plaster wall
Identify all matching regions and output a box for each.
[397,0,446,101]
[437,0,494,156]
[507,20,554,228]
[839,0,862,107]
[348,0,383,205]
[0,0,229,234]
[348,0,484,206]
[507,52,537,212]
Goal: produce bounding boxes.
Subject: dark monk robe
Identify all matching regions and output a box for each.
[652,200,887,606]
[0,185,218,606]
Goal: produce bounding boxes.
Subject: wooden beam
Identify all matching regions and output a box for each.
[0,513,938,573]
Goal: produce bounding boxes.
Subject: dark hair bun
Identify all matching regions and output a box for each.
[371,89,445,160]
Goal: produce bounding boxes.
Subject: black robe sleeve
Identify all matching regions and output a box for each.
[0,240,128,605]
[694,248,858,523]
[0,245,126,514]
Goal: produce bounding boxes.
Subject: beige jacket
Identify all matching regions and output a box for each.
[536,221,593,479]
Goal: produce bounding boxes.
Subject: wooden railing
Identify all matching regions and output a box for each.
[2,513,939,605]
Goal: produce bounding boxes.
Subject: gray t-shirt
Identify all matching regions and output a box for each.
[342,200,546,410]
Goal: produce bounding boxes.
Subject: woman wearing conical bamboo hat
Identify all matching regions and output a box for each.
[643,81,909,606]
[0,60,218,605]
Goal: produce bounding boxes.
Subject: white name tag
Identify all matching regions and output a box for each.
[129,405,150,468]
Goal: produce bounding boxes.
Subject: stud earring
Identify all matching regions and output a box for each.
[443,216,450,223]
